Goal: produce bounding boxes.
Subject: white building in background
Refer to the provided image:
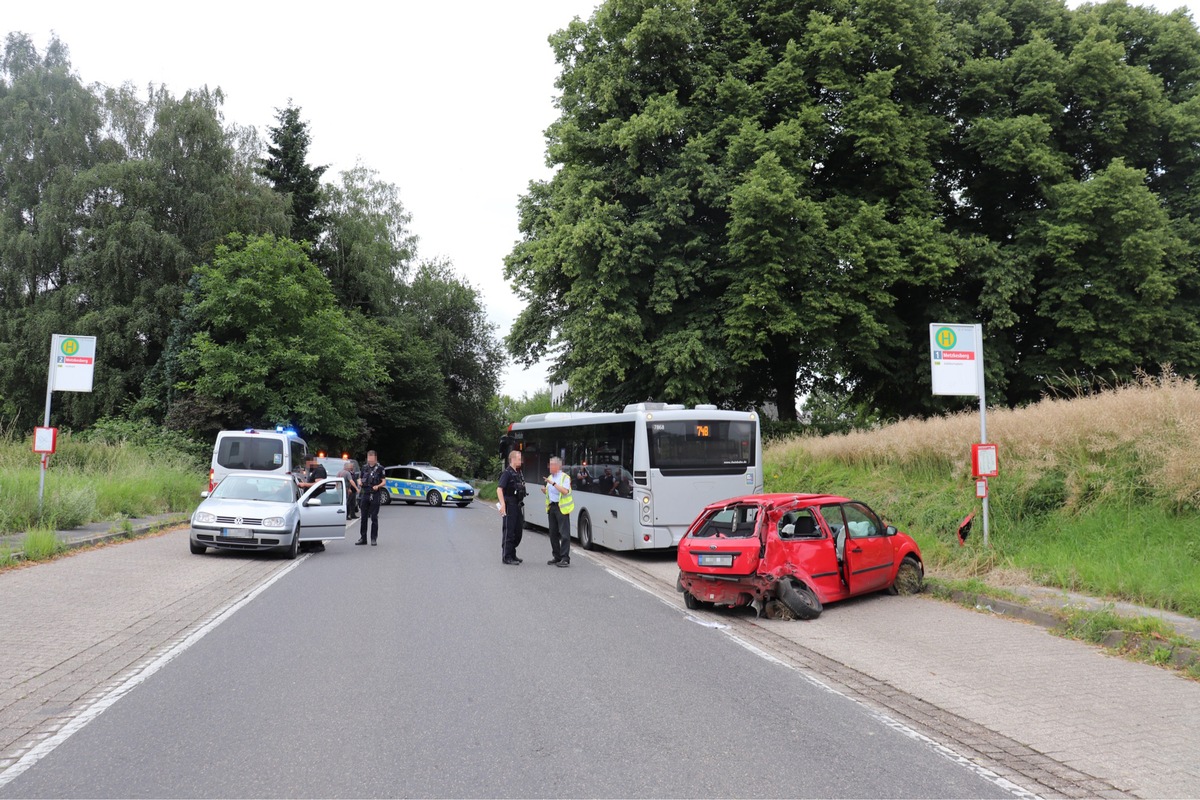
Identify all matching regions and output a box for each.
[550,382,570,408]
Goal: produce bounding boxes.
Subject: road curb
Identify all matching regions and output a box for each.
[2,516,189,564]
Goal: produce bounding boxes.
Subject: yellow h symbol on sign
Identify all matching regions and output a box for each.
[935,327,957,349]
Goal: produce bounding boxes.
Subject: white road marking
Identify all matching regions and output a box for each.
[604,565,1039,800]
[0,555,310,789]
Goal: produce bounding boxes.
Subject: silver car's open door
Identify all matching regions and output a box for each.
[298,478,348,541]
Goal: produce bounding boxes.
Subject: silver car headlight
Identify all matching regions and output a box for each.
[194,511,217,524]
[263,516,286,527]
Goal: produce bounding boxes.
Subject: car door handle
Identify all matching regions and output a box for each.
[851,547,862,553]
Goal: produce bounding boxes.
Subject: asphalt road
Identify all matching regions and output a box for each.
[0,504,1015,799]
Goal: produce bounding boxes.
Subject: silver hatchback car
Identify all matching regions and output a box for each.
[189,472,348,559]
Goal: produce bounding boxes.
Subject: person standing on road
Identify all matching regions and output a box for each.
[356,451,386,546]
[545,456,573,567]
[337,459,360,520]
[497,450,526,565]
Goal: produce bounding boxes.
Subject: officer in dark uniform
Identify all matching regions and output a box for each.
[356,450,386,546]
[497,450,526,564]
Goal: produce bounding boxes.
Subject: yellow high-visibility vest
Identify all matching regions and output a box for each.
[545,475,575,514]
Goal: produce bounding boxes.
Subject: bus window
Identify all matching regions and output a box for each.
[647,420,756,475]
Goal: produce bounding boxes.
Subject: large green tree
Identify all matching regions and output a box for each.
[258,103,328,247]
[507,0,1200,419]
[176,234,386,441]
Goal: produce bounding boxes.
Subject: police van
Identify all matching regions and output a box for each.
[209,427,308,491]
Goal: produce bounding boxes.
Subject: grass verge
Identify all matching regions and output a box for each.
[766,374,1200,621]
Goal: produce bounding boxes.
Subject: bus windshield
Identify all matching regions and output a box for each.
[647,420,756,474]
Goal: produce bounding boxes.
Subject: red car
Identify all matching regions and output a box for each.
[676,493,924,620]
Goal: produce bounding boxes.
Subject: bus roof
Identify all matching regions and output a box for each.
[515,406,757,426]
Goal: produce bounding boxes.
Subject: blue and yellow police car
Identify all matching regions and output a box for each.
[382,462,475,507]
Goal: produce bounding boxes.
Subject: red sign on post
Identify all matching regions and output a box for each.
[972,443,999,477]
[33,426,57,454]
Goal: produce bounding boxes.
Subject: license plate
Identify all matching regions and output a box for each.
[222,527,253,538]
[698,553,734,567]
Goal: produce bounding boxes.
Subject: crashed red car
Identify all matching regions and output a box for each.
[676,493,924,620]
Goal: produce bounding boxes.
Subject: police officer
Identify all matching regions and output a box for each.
[497,450,526,564]
[356,450,386,546]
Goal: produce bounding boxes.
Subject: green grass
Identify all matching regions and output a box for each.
[20,529,63,560]
[767,457,1200,619]
[0,435,205,534]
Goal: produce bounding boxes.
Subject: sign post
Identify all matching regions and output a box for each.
[930,324,992,546]
[37,335,96,515]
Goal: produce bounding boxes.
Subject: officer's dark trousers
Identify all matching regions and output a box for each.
[359,492,381,541]
[548,502,571,563]
[501,503,524,560]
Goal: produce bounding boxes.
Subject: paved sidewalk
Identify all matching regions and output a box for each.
[0,530,299,775]
[603,552,1200,799]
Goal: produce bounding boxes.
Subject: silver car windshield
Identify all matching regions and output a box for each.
[424,469,459,482]
[212,476,294,503]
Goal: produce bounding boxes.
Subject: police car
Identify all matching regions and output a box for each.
[382,462,475,507]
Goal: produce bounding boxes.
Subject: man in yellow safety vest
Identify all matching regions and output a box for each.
[544,456,574,567]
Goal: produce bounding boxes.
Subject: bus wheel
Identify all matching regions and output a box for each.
[578,512,596,550]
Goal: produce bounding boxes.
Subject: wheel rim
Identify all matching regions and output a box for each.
[428,491,441,507]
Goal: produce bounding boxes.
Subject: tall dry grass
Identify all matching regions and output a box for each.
[768,372,1200,511]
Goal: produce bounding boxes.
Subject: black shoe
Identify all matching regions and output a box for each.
[502,558,520,565]
[354,539,367,545]
[556,560,570,567]
[371,540,377,546]
[548,558,561,565]
[514,557,523,563]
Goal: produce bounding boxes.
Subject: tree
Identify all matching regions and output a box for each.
[319,162,416,315]
[176,234,386,441]
[403,259,505,475]
[258,103,327,246]
[507,0,1200,420]
[506,0,955,419]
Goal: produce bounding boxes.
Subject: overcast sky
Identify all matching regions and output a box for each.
[6,0,1198,399]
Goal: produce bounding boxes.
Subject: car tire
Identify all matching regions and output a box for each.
[189,540,206,555]
[404,500,416,506]
[382,492,392,505]
[427,490,442,507]
[578,511,595,550]
[777,578,822,620]
[283,525,299,560]
[887,556,924,596]
[682,590,712,610]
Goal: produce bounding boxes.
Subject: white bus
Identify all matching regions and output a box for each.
[506,403,762,550]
